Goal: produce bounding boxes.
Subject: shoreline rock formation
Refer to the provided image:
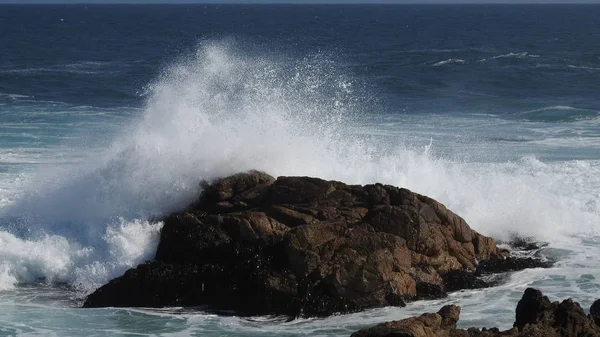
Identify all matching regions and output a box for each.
[83,171,550,317]
[351,288,600,337]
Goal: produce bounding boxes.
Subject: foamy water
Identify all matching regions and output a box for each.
[1,42,600,336]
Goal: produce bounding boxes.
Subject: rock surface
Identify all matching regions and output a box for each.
[351,288,600,337]
[351,304,462,337]
[84,171,549,317]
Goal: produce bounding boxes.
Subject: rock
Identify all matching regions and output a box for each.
[443,269,491,292]
[513,288,553,329]
[512,288,600,336]
[83,171,551,317]
[351,288,600,337]
[504,235,549,252]
[476,256,553,274]
[350,305,461,337]
[590,299,600,326]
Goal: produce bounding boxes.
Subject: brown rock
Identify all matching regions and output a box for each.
[351,288,600,337]
[83,171,551,317]
[351,305,461,337]
[205,170,275,202]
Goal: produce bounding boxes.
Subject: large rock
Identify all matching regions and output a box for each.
[351,288,600,337]
[83,171,545,317]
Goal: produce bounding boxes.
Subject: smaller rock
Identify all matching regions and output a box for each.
[415,282,446,300]
[477,256,553,274]
[505,235,549,251]
[350,288,600,337]
[443,269,492,292]
[438,304,460,329]
[513,288,552,329]
[590,299,600,327]
[350,305,461,337]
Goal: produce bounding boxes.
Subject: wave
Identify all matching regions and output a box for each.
[0,68,98,76]
[1,40,600,296]
[0,41,359,293]
[567,64,600,71]
[432,58,467,67]
[0,219,162,292]
[478,52,539,62]
[533,64,600,72]
[525,105,578,112]
[493,52,531,59]
[0,93,33,103]
[516,105,599,122]
[0,61,117,76]
[531,136,600,149]
[64,61,113,69]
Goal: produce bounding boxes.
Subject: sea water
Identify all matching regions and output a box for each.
[1,4,600,336]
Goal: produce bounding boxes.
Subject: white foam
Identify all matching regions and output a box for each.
[0,219,162,292]
[432,58,467,66]
[0,61,114,76]
[63,61,112,69]
[568,64,600,71]
[0,41,357,292]
[492,52,530,59]
[521,105,579,113]
[0,93,32,101]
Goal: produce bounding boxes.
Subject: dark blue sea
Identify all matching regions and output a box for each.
[1,4,600,336]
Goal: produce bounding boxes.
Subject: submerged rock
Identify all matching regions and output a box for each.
[83,171,551,317]
[351,288,600,337]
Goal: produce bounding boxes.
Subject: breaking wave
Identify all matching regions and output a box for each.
[1,41,600,298]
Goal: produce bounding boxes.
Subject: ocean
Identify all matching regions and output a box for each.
[1,3,600,336]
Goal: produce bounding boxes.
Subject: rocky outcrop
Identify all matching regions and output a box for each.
[83,171,549,317]
[590,299,600,327]
[351,304,462,337]
[351,288,600,337]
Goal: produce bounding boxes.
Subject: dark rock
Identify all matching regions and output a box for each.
[415,269,496,301]
[351,288,600,337]
[513,288,553,329]
[443,269,492,292]
[590,299,600,326]
[83,171,551,317]
[505,235,549,252]
[415,281,446,300]
[477,256,553,274]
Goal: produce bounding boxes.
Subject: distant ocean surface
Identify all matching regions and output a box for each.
[1,4,600,336]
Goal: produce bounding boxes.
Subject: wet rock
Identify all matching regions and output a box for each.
[351,288,600,337]
[589,299,600,326]
[504,235,549,252]
[443,269,492,292]
[350,305,461,337]
[83,171,550,317]
[477,256,553,274]
[510,288,600,337]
